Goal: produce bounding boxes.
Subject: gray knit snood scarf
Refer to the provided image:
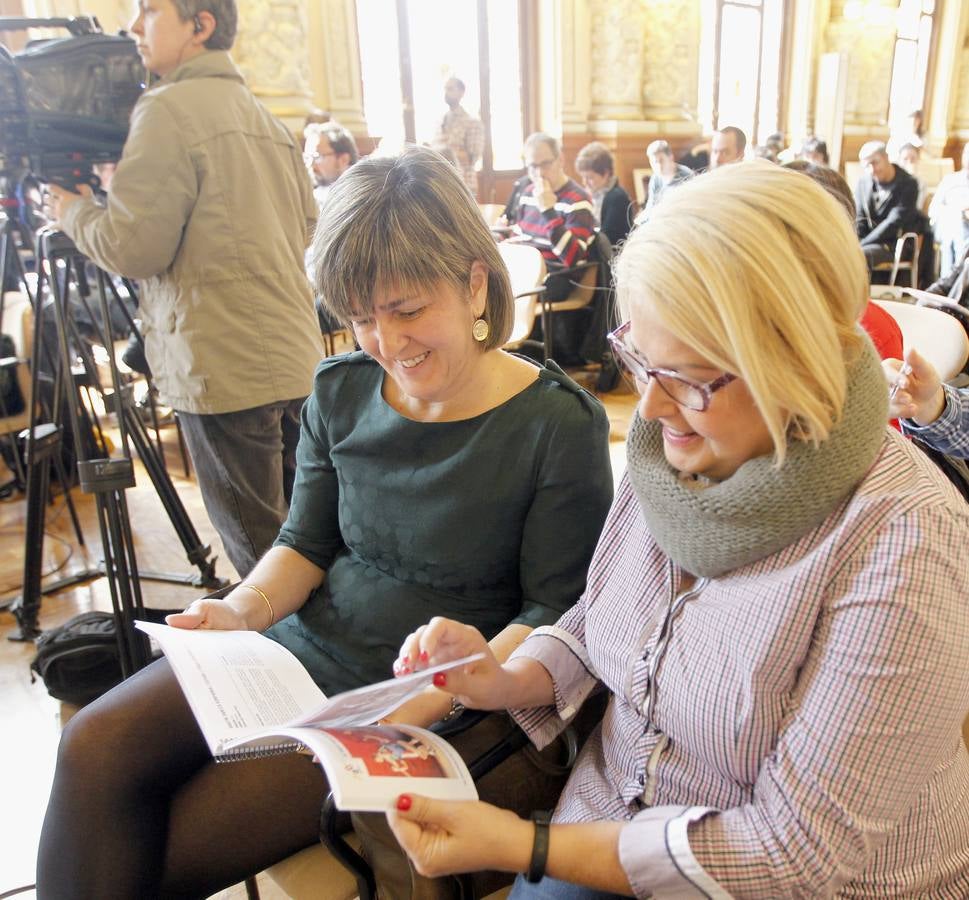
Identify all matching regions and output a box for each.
[626,341,888,578]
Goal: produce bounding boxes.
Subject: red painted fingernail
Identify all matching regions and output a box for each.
[397,794,412,811]
[433,672,447,687]
[402,655,410,665]
[419,650,429,663]
[402,666,412,674]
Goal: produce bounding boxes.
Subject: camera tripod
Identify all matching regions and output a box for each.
[6,226,225,664]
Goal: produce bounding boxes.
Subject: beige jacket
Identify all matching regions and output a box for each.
[63,51,322,414]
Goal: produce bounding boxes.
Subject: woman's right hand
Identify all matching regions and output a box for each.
[166,597,254,631]
[395,617,510,711]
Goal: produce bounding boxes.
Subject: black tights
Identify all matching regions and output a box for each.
[36,658,326,899]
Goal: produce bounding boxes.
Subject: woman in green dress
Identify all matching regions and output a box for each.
[38,146,614,898]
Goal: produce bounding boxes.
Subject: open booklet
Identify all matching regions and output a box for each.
[136,621,482,811]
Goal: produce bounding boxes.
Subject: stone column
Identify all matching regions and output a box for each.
[640,0,700,123]
[954,48,969,134]
[310,0,368,133]
[233,0,315,129]
[588,0,645,121]
[538,0,591,135]
[936,4,969,142]
[824,1,896,129]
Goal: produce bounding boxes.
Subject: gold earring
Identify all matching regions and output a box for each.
[472,318,489,342]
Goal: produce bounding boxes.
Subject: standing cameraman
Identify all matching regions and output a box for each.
[48,0,323,578]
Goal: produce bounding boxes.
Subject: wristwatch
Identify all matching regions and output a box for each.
[526,809,552,883]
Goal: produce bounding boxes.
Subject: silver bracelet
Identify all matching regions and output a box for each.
[440,696,465,723]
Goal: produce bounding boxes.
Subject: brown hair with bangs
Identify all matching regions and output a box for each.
[310,146,514,350]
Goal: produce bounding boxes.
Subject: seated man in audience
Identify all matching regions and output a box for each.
[574,141,633,247]
[855,141,920,274]
[928,143,969,278]
[304,121,359,208]
[709,125,746,168]
[510,132,595,301]
[886,348,969,459]
[639,139,693,221]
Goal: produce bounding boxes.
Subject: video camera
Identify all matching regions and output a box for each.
[0,16,145,189]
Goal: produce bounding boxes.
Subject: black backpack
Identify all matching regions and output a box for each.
[30,611,125,706]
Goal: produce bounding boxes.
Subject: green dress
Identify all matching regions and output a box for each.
[267,352,613,694]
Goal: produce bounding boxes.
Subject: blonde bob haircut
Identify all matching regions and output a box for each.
[311,146,514,350]
[615,161,869,464]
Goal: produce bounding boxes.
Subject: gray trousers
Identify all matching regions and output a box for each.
[177,398,304,578]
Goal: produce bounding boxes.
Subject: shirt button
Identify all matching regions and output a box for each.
[638,773,645,786]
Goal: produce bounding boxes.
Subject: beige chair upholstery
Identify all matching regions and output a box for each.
[263,833,361,900]
[0,292,36,455]
[870,297,969,380]
[497,242,547,349]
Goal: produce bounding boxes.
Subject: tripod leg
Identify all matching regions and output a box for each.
[146,385,167,471]
[120,401,222,588]
[96,489,149,674]
[9,433,52,641]
[50,449,86,547]
[174,412,190,477]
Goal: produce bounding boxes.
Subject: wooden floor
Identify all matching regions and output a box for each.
[0,373,636,899]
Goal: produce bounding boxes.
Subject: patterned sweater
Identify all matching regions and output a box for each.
[515,178,595,270]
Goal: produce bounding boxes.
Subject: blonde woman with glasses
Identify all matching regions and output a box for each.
[387,162,969,899]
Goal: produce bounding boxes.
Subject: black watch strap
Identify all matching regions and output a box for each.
[526,809,552,884]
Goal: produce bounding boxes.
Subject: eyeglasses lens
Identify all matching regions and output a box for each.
[612,332,705,411]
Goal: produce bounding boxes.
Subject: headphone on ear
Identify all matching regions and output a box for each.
[192,15,203,33]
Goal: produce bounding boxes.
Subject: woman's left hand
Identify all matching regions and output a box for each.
[386,794,532,878]
[883,349,946,424]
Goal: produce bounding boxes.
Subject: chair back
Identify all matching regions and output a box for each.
[0,300,35,437]
[497,242,546,347]
[917,156,955,193]
[870,297,969,380]
[478,203,505,226]
[632,167,652,207]
[1,291,32,359]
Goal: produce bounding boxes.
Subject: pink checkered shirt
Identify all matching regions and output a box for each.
[512,427,969,898]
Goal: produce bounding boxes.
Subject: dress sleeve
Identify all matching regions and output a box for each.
[901,385,969,459]
[511,378,613,629]
[273,360,347,568]
[618,503,969,898]
[62,93,197,279]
